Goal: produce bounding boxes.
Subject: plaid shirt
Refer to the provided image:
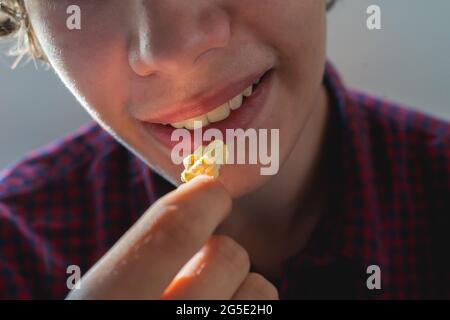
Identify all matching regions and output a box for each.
[0,63,449,300]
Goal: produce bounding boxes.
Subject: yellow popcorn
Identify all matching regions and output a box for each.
[181,140,228,183]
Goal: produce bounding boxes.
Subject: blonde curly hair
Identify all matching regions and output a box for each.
[1,0,336,68]
[0,0,48,68]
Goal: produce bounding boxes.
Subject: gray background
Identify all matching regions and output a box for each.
[1,0,449,170]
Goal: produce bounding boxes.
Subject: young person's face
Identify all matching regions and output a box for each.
[25,0,327,197]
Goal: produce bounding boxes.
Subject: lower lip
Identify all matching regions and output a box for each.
[141,69,274,151]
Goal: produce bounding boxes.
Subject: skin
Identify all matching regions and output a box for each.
[24,0,331,299]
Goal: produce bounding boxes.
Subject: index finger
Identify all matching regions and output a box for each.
[71,175,232,299]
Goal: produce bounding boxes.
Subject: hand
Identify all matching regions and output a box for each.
[66,175,278,300]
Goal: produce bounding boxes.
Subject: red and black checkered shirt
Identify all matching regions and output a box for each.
[0,63,449,299]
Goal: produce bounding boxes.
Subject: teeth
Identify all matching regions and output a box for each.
[243,85,253,97]
[229,94,243,110]
[183,115,209,130]
[169,79,258,129]
[207,102,231,123]
[170,122,184,129]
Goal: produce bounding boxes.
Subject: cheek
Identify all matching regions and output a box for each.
[240,0,326,124]
[55,43,129,135]
[251,1,326,175]
[59,46,133,139]
[260,2,326,80]
[28,3,130,124]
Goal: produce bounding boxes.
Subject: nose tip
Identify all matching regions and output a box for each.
[129,5,231,77]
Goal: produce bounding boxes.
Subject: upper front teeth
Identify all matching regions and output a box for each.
[170,82,257,129]
[206,102,231,123]
[182,115,209,130]
[229,94,243,110]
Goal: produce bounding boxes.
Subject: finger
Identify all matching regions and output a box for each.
[161,235,250,300]
[69,175,232,299]
[231,273,279,300]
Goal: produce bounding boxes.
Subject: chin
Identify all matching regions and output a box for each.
[152,160,274,199]
[217,165,276,199]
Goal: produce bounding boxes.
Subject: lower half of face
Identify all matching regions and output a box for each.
[27,0,327,198]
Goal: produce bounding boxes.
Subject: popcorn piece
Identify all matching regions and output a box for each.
[181,140,228,183]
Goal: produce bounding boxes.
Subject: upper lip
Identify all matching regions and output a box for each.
[140,67,271,124]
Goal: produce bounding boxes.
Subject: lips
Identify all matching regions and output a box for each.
[141,68,274,151]
[168,77,260,129]
[142,67,272,125]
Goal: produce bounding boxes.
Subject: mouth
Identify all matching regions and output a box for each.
[140,67,274,149]
[165,74,264,130]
